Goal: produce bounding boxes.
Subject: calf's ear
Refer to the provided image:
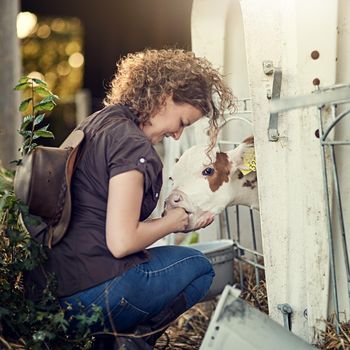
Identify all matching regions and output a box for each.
[227,136,255,172]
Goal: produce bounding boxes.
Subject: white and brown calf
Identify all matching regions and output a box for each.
[164,137,259,232]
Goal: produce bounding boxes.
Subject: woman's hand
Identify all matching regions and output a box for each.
[193,212,215,231]
[162,207,189,233]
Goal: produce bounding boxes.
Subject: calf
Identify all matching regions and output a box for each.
[164,137,259,232]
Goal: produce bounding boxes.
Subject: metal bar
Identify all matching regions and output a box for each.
[268,68,282,141]
[238,258,244,290]
[217,140,241,146]
[268,68,282,142]
[269,85,350,114]
[330,145,350,298]
[236,97,252,102]
[231,110,253,115]
[322,109,350,141]
[318,108,340,330]
[243,99,248,111]
[234,241,264,258]
[235,255,265,270]
[224,207,231,240]
[329,99,350,107]
[235,205,245,290]
[321,141,350,145]
[219,115,253,131]
[249,208,260,285]
[331,104,336,122]
[277,304,293,331]
[236,205,241,243]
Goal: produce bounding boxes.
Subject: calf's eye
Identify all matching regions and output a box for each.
[202,167,215,176]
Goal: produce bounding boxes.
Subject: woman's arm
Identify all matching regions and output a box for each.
[106,170,190,258]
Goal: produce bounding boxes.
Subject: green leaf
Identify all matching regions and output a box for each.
[38,124,49,131]
[40,95,55,103]
[19,97,32,112]
[23,114,35,124]
[34,86,51,97]
[33,101,56,113]
[23,137,32,146]
[0,192,13,212]
[53,312,69,331]
[21,115,35,130]
[32,330,54,342]
[10,158,21,166]
[14,82,31,91]
[19,76,30,84]
[31,78,48,87]
[33,114,45,126]
[29,142,38,151]
[19,130,32,137]
[34,130,54,139]
[31,125,49,139]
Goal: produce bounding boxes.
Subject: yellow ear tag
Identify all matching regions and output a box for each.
[240,148,256,175]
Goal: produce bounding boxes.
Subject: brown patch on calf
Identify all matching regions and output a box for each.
[237,172,244,179]
[208,152,231,192]
[243,176,257,189]
[243,136,254,145]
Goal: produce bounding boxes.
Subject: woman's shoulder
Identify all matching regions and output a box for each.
[78,104,143,139]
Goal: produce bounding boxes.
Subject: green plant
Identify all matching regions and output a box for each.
[0,76,103,349]
[13,76,56,163]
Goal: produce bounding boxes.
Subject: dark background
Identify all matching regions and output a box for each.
[21,0,193,111]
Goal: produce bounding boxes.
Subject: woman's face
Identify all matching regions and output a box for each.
[140,96,203,144]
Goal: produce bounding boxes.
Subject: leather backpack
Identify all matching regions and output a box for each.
[14,129,85,248]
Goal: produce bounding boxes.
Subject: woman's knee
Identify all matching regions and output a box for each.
[182,247,215,277]
[181,266,215,308]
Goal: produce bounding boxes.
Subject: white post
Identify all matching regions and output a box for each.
[241,0,338,341]
[190,0,257,243]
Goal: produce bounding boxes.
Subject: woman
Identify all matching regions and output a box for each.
[42,49,233,348]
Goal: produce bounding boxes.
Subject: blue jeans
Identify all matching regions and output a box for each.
[59,245,215,332]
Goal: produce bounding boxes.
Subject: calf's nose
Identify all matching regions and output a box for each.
[165,192,184,208]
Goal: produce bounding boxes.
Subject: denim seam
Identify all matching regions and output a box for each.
[136,254,210,276]
[106,297,149,319]
[83,278,115,313]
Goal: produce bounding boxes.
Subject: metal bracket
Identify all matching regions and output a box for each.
[263,60,274,75]
[277,303,293,331]
[268,68,282,141]
[269,83,350,114]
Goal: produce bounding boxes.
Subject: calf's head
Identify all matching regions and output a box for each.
[164,136,259,231]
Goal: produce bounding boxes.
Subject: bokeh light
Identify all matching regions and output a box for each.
[65,41,81,55]
[20,16,84,98]
[68,52,84,68]
[51,18,66,32]
[17,12,37,39]
[36,24,51,39]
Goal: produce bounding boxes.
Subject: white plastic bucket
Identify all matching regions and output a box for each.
[190,239,235,300]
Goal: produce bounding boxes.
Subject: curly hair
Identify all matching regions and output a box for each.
[104,49,235,152]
